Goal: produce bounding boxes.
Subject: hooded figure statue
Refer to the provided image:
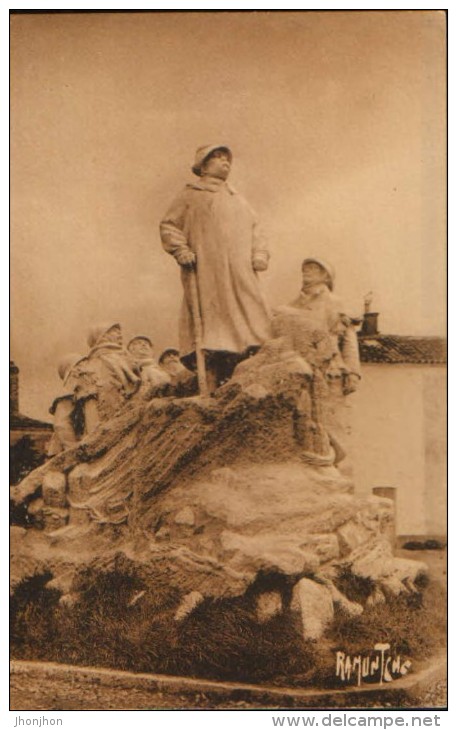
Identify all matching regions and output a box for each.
[75,322,141,428]
[87,322,140,391]
[159,144,272,392]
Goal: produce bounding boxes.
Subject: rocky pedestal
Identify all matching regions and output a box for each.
[10,338,427,640]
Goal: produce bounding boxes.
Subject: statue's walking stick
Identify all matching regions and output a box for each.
[188,265,209,397]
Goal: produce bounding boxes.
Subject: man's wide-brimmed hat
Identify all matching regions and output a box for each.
[191,144,232,176]
[302,257,335,290]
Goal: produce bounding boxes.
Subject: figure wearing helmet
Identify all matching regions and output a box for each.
[127,336,171,396]
[75,322,141,430]
[274,258,360,388]
[159,145,272,393]
[272,257,361,466]
[158,347,197,396]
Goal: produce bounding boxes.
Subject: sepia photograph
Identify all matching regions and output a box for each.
[9,9,447,714]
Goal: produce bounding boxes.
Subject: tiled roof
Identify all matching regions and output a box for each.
[358,335,447,364]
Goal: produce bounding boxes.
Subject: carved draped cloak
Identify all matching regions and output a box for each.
[160,178,272,361]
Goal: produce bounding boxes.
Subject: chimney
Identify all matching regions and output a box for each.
[360,291,380,336]
[10,360,19,416]
[361,312,380,336]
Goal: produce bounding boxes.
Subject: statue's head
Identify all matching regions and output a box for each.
[158,348,185,375]
[159,348,180,366]
[127,336,154,361]
[192,144,232,179]
[301,258,335,291]
[87,322,123,348]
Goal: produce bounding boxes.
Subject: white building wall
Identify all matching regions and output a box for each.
[349,363,446,536]
[423,369,447,536]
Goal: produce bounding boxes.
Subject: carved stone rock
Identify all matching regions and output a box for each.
[255,591,283,623]
[42,471,67,509]
[10,339,426,634]
[291,578,334,640]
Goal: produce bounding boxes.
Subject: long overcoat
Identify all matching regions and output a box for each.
[160,178,272,360]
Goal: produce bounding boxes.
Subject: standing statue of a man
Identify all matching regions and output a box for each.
[159,144,272,392]
[273,257,361,465]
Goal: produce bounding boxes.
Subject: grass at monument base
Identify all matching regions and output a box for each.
[10,558,446,690]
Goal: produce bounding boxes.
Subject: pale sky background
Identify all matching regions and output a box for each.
[10,10,446,421]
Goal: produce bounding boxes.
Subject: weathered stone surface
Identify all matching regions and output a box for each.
[11,452,414,611]
[380,577,410,597]
[174,591,204,621]
[147,461,380,589]
[227,339,313,395]
[291,578,334,640]
[220,530,320,576]
[27,498,45,528]
[11,400,145,507]
[10,342,427,635]
[389,557,428,584]
[255,591,283,623]
[43,506,68,532]
[67,463,94,503]
[325,581,364,617]
[67,450,133,524]
[10,525,92,594]
[348,540,428,598]
[243,383,269,400]
[299,534,340,563]
[337,519,374,556]
[174,507,196,526]
[59,592,81,608]
[47,570,76,594]
[42,471,67,508]
[363,496,395,535]
[11,344,349,535]
[11,526,27,542]
[366,586,386,607]
[68,504,92,527]
[210,467,237,486]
